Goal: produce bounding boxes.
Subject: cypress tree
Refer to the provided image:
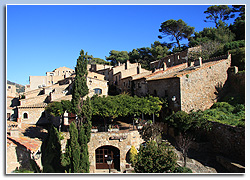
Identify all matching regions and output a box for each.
[72,49,91,116]
[41,125,63,173]
[81,96,92,143]
[78,126,90,173]
[65,121,81,173]
[66,49,93,173]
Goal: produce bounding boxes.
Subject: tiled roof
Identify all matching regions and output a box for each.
[7,135,42,153]
[121,71,152,81]
[147,59,225,81]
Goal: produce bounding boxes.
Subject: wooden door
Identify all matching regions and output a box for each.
[96,145,120,170]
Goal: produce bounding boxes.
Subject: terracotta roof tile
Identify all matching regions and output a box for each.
[7,135,42,153]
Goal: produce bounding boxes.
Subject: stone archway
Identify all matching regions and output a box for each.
[95,145,120,171]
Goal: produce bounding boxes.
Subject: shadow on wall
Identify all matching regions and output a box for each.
[22,126,48,140]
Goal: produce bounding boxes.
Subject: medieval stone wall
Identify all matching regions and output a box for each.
[180,57,231,112]
[147,77,181,104]
[206,122,245,163]
[18,107,46,125]
[20,94,47,106]
[88,130,144,173]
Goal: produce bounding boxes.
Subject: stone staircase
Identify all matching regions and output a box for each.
[95,169,121,173]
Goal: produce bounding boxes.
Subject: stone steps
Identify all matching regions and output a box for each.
[94,169,121,173]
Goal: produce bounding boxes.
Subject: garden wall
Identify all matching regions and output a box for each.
[206,122,245,163]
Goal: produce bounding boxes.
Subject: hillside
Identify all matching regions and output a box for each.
[7,80,25,93]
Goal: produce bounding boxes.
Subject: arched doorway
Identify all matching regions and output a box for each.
[95,145,120,171]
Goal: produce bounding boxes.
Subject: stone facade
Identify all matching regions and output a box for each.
[26,66,75,92]
[16,66,109,125]
[7,84,19,121]
[109,60,150,87]
[88,130,144,173]
[18,106,47,125]
[180,56,231,112]
[146,54,231,112]
[150,46,201,70]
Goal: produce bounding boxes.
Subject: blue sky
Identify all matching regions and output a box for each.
[7,5,239,85]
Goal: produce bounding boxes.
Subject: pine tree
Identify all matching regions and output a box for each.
[41,125,63,173]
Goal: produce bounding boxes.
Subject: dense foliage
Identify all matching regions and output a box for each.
[128,41,170,70]
[203,102,245,127]
[106,41,169,70]
[158,19,195,49]
[135,140,177,173]
[165,110,211,166]
[106,50,129,66]
[91,94,162,120]
[45,100,72,118]
[204,5,235,28]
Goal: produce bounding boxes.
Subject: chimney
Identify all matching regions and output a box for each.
[137,64,141,74]
[9,125,20,138]
[199,57,202,67]
[163,62,167,71]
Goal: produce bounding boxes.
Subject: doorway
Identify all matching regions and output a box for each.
[95,145,120,171]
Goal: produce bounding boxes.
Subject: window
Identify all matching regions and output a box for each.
[94,88,102,95]
[138,83,141,88]
[94,76,97,78]
[23,113,28,119]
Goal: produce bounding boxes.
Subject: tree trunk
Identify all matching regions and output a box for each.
[183,149,187,167]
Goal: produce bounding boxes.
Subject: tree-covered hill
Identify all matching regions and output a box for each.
[7,80,25,93]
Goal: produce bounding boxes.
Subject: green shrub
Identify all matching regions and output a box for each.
[128,146,138,167]
[174,166,192,173]
[135,141,177,173]
[229,47,245,71]
[211,102,234,113]
[223,40,245,52]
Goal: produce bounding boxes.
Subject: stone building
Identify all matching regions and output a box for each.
[87,130,144,173]
[7,84,19,121]
[17,67,108,126]
[25,66,75,92]
[150,46,201,70]
[89,64,112,81]
[109,61,150,86]
[147,54,231,112]
[7,121,43,173]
